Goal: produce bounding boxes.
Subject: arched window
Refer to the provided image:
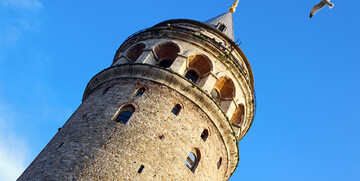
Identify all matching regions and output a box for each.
[185,149,201,173]
[213,77,235,99]
[171,104,181,115]
[231,104,245,126]
[210,88,220,103]
[114,104,135,124]
[185,54,212,84]
[135,87,146,97]
[200,129,209,141]
[126,43,146,62]
[184,69,199,83]
[154,42,180,68]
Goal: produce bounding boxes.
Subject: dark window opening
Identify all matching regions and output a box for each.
[114,105,135,124]
[200,129,209,141]
[185,70,199,83]
[158,59,173,68]
[210,89,220,103]
[154,42,180,67]
[187,54,212,82]
[217,157,222,169]
[115,111,132,124]
[218,24,226,32]
[171,104,181,115]
[138,165,145,173]
[136,87,146,97]
[185,149,201,173]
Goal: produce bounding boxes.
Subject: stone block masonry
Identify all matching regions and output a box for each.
[18,12,256,180]
[18,79,228,180]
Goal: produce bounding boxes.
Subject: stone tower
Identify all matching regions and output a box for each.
[18,6,256,181]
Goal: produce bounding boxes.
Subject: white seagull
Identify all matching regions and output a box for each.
[310,0,334,18]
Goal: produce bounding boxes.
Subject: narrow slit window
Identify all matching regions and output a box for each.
[217,157,222,169]
[135,87,146,97]
[138,165,145,173]
[57,142,64,149]
[200,129,209,141]
[171,104,181,115]
[114,104,135,124]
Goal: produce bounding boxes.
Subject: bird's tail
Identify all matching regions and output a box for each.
[328,3,334,8]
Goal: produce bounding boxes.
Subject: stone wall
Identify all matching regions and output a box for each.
[18,78,229,181]
[114,29,254,140]
[18,18,256,181]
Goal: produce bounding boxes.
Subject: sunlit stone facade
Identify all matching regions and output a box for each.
[18,13,255,181]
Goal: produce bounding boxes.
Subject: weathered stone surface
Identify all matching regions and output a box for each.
[18,17,255,181]
[19,79,228,180]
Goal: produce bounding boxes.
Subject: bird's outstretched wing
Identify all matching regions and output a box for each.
[310,1,326,18]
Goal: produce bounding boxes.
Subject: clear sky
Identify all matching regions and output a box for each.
[0,0,359,180]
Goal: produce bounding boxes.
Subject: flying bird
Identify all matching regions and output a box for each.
[310,0,334,18]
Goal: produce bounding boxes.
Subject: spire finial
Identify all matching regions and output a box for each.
[229,0,239,13]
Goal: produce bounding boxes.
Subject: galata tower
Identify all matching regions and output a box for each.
[18,2,256,181]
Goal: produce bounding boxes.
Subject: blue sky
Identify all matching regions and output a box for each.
[0,0,359,180]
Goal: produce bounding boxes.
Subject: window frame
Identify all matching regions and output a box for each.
[112,104,136,124]
[135,87,146,97]
[185,149,201,173]
[171,104,182,116]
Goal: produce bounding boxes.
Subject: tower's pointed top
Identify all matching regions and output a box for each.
[204,0,239,40]
[204,12,234,40]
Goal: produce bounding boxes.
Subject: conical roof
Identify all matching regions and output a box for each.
[204,12,234,40]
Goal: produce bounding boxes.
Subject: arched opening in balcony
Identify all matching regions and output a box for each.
[210,88,220,103]
[184,54,212,83]
[154,42,180,68]
[126,43,146,62]
[213,76,236,100]
[231,104,245,126]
